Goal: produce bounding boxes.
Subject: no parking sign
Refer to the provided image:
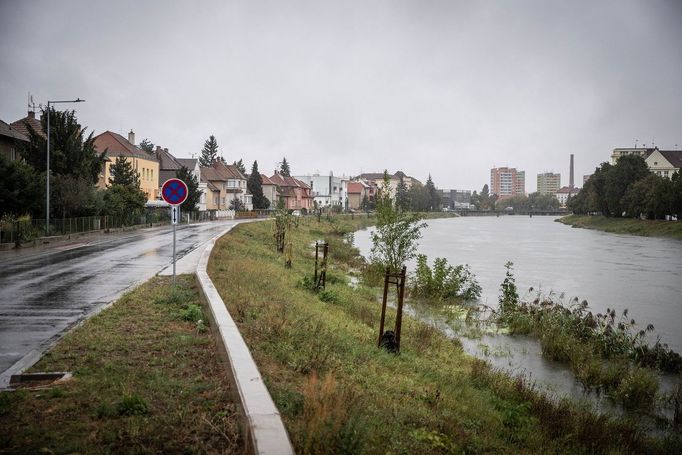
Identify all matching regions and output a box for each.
[161,178,188,284]
[161,178,188,206]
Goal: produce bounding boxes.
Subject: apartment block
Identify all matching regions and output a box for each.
[537,173,561,195]
[491,167,525,198]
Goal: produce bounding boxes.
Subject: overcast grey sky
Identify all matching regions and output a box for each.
[1,0,681,191]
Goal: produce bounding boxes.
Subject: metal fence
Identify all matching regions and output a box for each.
[0,209,220,245]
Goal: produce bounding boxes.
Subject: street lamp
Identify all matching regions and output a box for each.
[45,98,85,235]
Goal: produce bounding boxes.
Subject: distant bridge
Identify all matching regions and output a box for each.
[453,209,570,217]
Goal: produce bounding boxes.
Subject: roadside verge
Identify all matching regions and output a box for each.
[195,224,294,455]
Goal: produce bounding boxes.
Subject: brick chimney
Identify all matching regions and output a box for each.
[28,111,35,119]
[128,129,135,145]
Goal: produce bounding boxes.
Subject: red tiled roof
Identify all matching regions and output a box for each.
[10,111,45,139]
[347,181,364,194]
[0,119,29,142]
[94,131,158,161]
[260,174,277,185]
[200,161,247,182]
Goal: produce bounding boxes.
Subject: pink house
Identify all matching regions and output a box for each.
[268,171,314,211]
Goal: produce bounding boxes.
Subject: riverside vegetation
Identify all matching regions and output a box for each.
[0,276,242,453]
[496,262,682,416]
[558,214,682,240]
[206,215,679,453]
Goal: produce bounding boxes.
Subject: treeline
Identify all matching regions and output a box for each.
[569,155,682,219]
[0,108,200,226]
[468,184,560,211]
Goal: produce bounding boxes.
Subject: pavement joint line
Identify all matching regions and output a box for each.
[195,221,294,455]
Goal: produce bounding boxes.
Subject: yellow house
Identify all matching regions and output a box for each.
[93,130,160,201]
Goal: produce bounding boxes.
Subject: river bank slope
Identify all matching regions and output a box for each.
[206,216,673,454]
[558,214,682,240]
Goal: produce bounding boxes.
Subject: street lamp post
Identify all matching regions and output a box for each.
[46,98,85,235]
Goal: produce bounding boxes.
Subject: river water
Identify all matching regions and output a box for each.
[354,216,682,352]
[353,216,682,415]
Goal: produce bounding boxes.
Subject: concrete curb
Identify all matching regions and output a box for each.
[195,224,294,455]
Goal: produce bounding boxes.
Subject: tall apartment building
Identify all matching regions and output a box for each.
[537,172,561,195]
[490,167,525,198]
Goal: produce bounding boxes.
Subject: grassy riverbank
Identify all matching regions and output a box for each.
[0,276,242,454]
[558,214,682,240]
[207,216,672,453]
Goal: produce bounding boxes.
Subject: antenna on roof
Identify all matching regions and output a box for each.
[27,92,36,112]
[634,139,638,149]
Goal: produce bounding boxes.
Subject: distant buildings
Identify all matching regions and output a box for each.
[347,181,371,210]
[355,171,420,197]
[268,171,313,211]
[490,167,525,198]
[294,173,347,208]
[439,189,472,209]
[537,173,561,196]
[611,147,682,179]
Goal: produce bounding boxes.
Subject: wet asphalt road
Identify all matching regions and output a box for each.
[0,220,238,380]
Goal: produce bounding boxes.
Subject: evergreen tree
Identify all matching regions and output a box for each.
[199,135,219,167]
[20,106,104,184]
[280,157,291,176]
[229,197,245,211]
[395,175,410,211]
[248,160,270,209]
[109,156,140,188]
[0,155,42,217]
[139,138,154,153]
[425,174,440,211]
[175,166,201,212]
[233,159,247,175]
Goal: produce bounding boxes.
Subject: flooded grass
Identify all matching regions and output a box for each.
[0,275,242,454]
[207,216,673,453]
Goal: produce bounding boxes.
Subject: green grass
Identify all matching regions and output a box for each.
[0,276,242,454]
[558,214,682,240]
[207,216,673,454]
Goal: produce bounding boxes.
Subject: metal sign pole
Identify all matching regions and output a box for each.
[173,220,176,285]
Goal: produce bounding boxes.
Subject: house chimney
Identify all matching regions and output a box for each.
[164,148,168,153]
[569,154,574,189]
[156,146,162,152]
[128,129,135,145]
[28,111,35,119]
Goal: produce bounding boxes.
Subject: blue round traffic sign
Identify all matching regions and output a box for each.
[161,178,188,205]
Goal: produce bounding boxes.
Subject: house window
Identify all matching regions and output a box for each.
[664,171,669,177]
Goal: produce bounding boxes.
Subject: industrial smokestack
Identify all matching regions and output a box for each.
[569,154,574,189]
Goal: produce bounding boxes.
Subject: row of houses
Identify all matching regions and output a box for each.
[3,109,425,213]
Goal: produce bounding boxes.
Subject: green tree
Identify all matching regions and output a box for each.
[604,155,650,217]
[248,160,270,209]
[470,190,479,209]
[395,174,410,211]
[52,174,97,219]
[233,159,247,175]
[138,138,154,153]
[103,184,146,223]
[671,171,682,217]
[175,166,201,212]
[371,172,427,272]
[229,197,245,211]
[0,155,42,216]
[360,194,374,212]
[425,174,440,211]
[109,156,140,188]
[280,157,291,176]
[199,135,219,167]
[19,106,104,184]
[408,181,430,212]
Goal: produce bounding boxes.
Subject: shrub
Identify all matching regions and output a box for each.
[411,255,481,302]
[116,394,149,416]
[318,289,340,303]
[181,304,204,323]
